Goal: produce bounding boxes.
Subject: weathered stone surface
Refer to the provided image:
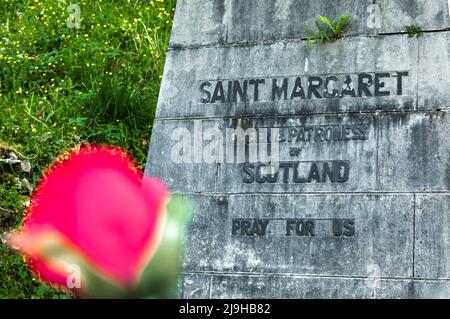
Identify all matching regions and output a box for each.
[171,0,450,47]
[147,112,450,194]
[377,112,450,192]
[183,194,414,278]
[209,275,450,299]
[158,32,450,119]
[178,274,211,299]
[418,32,450,109]
[145,119,219,193]
[158,34,421,119]
[146,0,450,299]
[381,0,450,36]
[409,279,450,299]
[218,114,377,193]
[415,195,450,279]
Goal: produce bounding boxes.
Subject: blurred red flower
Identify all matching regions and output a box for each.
[9,145,190,298]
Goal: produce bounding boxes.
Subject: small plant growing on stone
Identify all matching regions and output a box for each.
[305,14,352,47]
[405,25,423,38]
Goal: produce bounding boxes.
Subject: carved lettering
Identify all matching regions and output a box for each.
[241,161,350,184]
[232,218,356,238]
[200,71,408,104]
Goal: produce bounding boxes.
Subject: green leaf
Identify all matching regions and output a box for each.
[315,20,325,34]
[319,15,334,32]
[132,195,194,299]
[405,25,423,38]
[319,15,331,26]
[305,26,318,37]
[39,236,127,298]
[335,14,352,33]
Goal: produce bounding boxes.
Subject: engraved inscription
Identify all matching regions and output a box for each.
[200,71,409,104]
[278,124,369,143]
[241,161,350,184]
[231,218,356,238]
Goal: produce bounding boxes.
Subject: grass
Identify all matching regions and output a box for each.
[0,0,176,298]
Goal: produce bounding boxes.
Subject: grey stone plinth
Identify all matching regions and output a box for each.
[146,0,450,298]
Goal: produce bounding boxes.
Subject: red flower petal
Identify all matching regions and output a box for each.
[14,145,169,287]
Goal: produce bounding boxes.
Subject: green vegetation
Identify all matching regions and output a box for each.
[305,14,352,47]
[405,25,423,38]
[0,0,176,298]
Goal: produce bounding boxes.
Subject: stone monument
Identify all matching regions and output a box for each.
[145,0,450,298]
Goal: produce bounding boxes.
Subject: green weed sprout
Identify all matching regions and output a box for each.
[405,25,423,38]
[305,14,352,47]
